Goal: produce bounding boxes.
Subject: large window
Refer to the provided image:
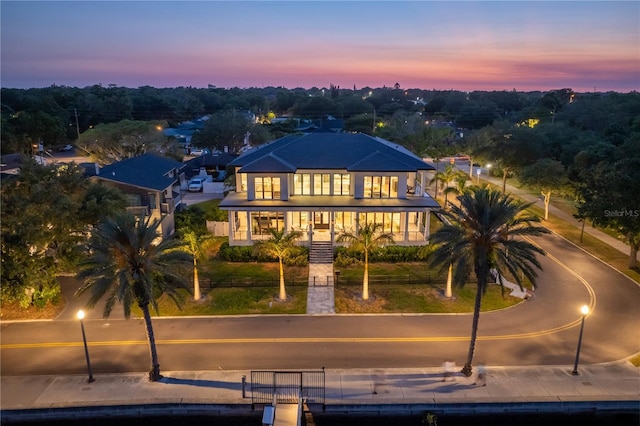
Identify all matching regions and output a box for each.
[333,174,350,195]
[359,212,401,233]
[363,176,398,198]
[240,173,247,192]
[334,211,353,231]
[291,211,310,229]
[254,177,280,200]
[293,173,311,195]
[313,173,331,195]
[251,211,284,234]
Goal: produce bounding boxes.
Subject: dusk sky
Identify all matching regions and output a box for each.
[2,1,639,92]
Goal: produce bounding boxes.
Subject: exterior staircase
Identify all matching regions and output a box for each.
[309,241,334,264]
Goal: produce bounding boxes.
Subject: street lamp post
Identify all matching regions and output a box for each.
[77,310,95,383]
[572,305,590,375]
[476,169,481,185]
[486,164,492,184]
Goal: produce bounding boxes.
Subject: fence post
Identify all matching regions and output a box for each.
[242,375,246,398]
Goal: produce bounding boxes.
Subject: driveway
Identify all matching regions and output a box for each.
[181,191,223,206]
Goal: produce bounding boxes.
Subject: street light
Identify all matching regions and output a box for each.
[486,164,492,184]
[572,305,590,375]
[476,169,481,185]
[77,310,95,383]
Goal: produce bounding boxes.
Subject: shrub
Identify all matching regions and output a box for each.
[218,241,308,265]
[335,245,423,263]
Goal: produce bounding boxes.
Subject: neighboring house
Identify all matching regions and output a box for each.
[219,133,440,246]
[94,153,185,239]
[182,151,238,181]
[182,151,238,196]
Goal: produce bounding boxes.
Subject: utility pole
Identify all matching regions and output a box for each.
[372,107,376,134]
[74,108,80,140]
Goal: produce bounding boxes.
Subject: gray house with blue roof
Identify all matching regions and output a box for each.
[219,133,439,246]
[95,153,185,239]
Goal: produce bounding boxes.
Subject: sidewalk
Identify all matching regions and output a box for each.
[2,362,639,419]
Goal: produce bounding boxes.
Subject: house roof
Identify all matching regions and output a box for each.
[238,153,296,173]
[97,153,184,191]
[229,133,434,173]
[185,151,237,168]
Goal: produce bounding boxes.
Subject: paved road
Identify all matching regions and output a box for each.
[2,230,638,376]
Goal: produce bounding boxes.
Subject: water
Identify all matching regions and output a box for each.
[6,412,639,426]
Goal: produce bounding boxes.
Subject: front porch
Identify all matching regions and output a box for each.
[226,209,435,246]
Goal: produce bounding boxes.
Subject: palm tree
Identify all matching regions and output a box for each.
[429,188,549,376]
[181,231,216,301]
[431,164,457,204]
[443,170,471,207]
[337,222,395,301]
[75,212,191,381]
[252,228,303,301]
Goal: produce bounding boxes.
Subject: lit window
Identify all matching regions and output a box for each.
[254,177,280,200]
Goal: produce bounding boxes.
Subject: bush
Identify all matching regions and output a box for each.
[335,245,423,263]
[218,242,254,262]
[218,241,308,265]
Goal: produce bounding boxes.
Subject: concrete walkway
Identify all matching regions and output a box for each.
[306,263,335,314]
[2,362,638,418]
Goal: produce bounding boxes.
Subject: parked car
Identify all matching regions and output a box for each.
[188,177,205,192]
[189,147,209,156]
[58,144,74,152]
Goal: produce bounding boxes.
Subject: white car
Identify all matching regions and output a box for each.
[188,177,205,192]
[189,148,209,156]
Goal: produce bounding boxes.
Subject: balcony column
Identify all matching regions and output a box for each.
[227,211,235,244]
[247,211,254,242]
[403,212,410,242]
[424,210,431,241]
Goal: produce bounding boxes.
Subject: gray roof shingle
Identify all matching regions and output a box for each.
[97,153,184,191]
[229,133,433,172]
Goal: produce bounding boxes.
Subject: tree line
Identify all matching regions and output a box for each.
[2,83,575,155]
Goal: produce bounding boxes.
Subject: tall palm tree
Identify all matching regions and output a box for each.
[431,164,458,204]
[75,212,191,381]
[429,188,549,376]
[253,228,303,301]
[443,170,472,209]
[181,231,215,301]
[337,222,395,301]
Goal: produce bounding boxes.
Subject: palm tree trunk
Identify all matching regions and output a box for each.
[462,283,483,377]
[140,302,161,381]
[463,264,487,377]
[362,250,369,300]
[278,258,286,300]
[445,264,453,298]
[193,258,201,301]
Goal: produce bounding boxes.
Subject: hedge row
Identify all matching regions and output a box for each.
[218,241,309,266]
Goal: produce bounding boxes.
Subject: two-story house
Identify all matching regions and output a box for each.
[219,133,440,246]
[95,153,185,239]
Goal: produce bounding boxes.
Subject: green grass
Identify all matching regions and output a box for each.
[525,204,640,283]
[335,282,521,314]
[139,287,308,316]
